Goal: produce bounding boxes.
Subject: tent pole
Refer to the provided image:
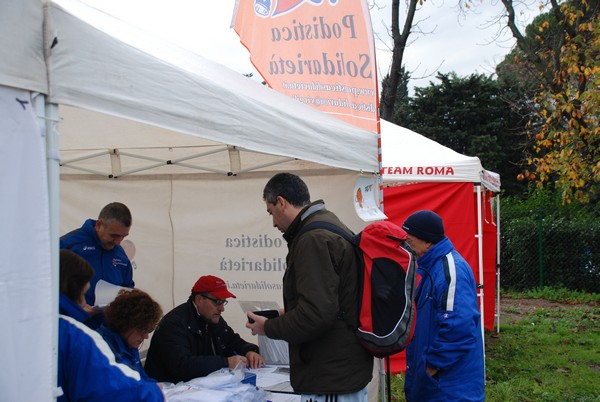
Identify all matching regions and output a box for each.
[475,184,486,384]
[38,95,61,401]
[496,194,501,333]
[377,119,386,402]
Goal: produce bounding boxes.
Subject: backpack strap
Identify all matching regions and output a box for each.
[296,221,361,329]
[297,220,356,244]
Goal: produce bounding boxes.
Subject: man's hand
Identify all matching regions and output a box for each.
[246,351,265,369]
[426,365,439,377]
[245,311,267,336]
[227,354,248,369]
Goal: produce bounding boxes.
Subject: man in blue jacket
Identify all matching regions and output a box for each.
[60,202,135,305]
[402,210,485,401]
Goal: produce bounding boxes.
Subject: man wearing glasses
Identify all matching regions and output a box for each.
[247,173,373,402]
[145,275,264,383]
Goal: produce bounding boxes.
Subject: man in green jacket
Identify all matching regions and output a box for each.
[247,172,373,402]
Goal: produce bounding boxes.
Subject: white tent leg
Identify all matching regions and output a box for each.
[475,184,486,384]
[379,358,386,402]
[35,94,61,400]
[496,194,501,333]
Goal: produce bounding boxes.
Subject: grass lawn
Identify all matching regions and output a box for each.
[384,290,600,401]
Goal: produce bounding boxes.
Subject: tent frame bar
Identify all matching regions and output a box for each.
[232,157,297,175]
[59,146,305,179]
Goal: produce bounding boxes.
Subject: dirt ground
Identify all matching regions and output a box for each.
[497,297,598,326]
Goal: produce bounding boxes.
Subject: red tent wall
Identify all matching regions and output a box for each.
[482,189,498,331]
[382,182,496,373]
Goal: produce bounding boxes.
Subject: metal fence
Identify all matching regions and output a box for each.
[500,206,600,293]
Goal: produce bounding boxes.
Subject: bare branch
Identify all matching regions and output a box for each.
[380,0,419,120]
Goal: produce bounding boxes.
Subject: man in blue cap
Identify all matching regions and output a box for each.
[402,210,485,402]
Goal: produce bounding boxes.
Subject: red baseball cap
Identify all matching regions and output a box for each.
[191,275,236,299]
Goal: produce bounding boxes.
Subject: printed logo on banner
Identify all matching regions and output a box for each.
[255,0,339,18]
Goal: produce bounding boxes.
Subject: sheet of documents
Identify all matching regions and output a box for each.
[249,366,291,389]
[239,301,290,365]
[269,393,301,402]
[94,279,129,307]
[238,300,280,313]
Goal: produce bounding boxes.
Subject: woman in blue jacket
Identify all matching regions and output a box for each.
[58,315,164,402]
[57,251,163,401]
[402,210,485,402]
[97,288,163,381]
[59,249,103,329]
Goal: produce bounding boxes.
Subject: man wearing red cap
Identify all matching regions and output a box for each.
[144,275,264,383]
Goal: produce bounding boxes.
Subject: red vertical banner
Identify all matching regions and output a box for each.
[233,0,380,134]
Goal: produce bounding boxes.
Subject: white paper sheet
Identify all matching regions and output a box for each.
[248,366,291,389]
[94,280,129,307]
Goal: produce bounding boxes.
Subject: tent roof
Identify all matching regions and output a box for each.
[0,1,47,93]
[58,105,345,177]
[381,120,501,191]
[1,0,378,175]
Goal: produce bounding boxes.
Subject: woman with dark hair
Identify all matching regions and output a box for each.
[97,289,163,381]
[59,249,102,328]
[58,252,163,400]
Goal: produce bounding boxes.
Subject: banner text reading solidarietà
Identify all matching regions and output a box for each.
[268,14,372,79]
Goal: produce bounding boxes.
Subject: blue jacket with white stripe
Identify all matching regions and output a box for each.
[58,315,163,402]
[404,237,485,402]
[60,219,134,306]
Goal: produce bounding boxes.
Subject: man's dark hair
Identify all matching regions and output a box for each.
[263,173,311,208]
[98,202,132,227]
[59,249,94,302]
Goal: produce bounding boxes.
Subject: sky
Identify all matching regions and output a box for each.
[80,0,543,93]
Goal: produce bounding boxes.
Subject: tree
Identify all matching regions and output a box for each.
[499,0,599,203]
[496,40,545,197]
[401,72,525,193]
[380,66,411,125]
[379,0,420,121]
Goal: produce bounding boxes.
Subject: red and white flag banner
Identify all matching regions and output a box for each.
[233,0,380,134]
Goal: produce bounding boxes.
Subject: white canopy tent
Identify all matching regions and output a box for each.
[380,120,500,190]
[0,0,379,400]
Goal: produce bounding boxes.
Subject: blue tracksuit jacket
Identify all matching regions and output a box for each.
[58,315,163,402]
[404,237,485,401]
[60,219,134,305]
[97,324,155,382]
[58,293,103,329]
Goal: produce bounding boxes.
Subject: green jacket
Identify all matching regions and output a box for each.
[264,200,373,394]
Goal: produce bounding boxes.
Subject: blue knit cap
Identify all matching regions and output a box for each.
[402,210,445,244]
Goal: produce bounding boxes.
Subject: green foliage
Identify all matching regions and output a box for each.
[405,73,500,157]
[387,294,600,401]
[396,72,526,195]
[385,373,406,402]
[486,306,600,401]
[500,190,600,292]
[502,287,600,303]
[505,0,600,204]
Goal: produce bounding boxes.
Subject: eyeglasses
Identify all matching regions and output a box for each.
[139,326,156,334]
[202,294,228,306]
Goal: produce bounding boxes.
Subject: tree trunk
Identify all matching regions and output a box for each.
[380,0,419,121]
